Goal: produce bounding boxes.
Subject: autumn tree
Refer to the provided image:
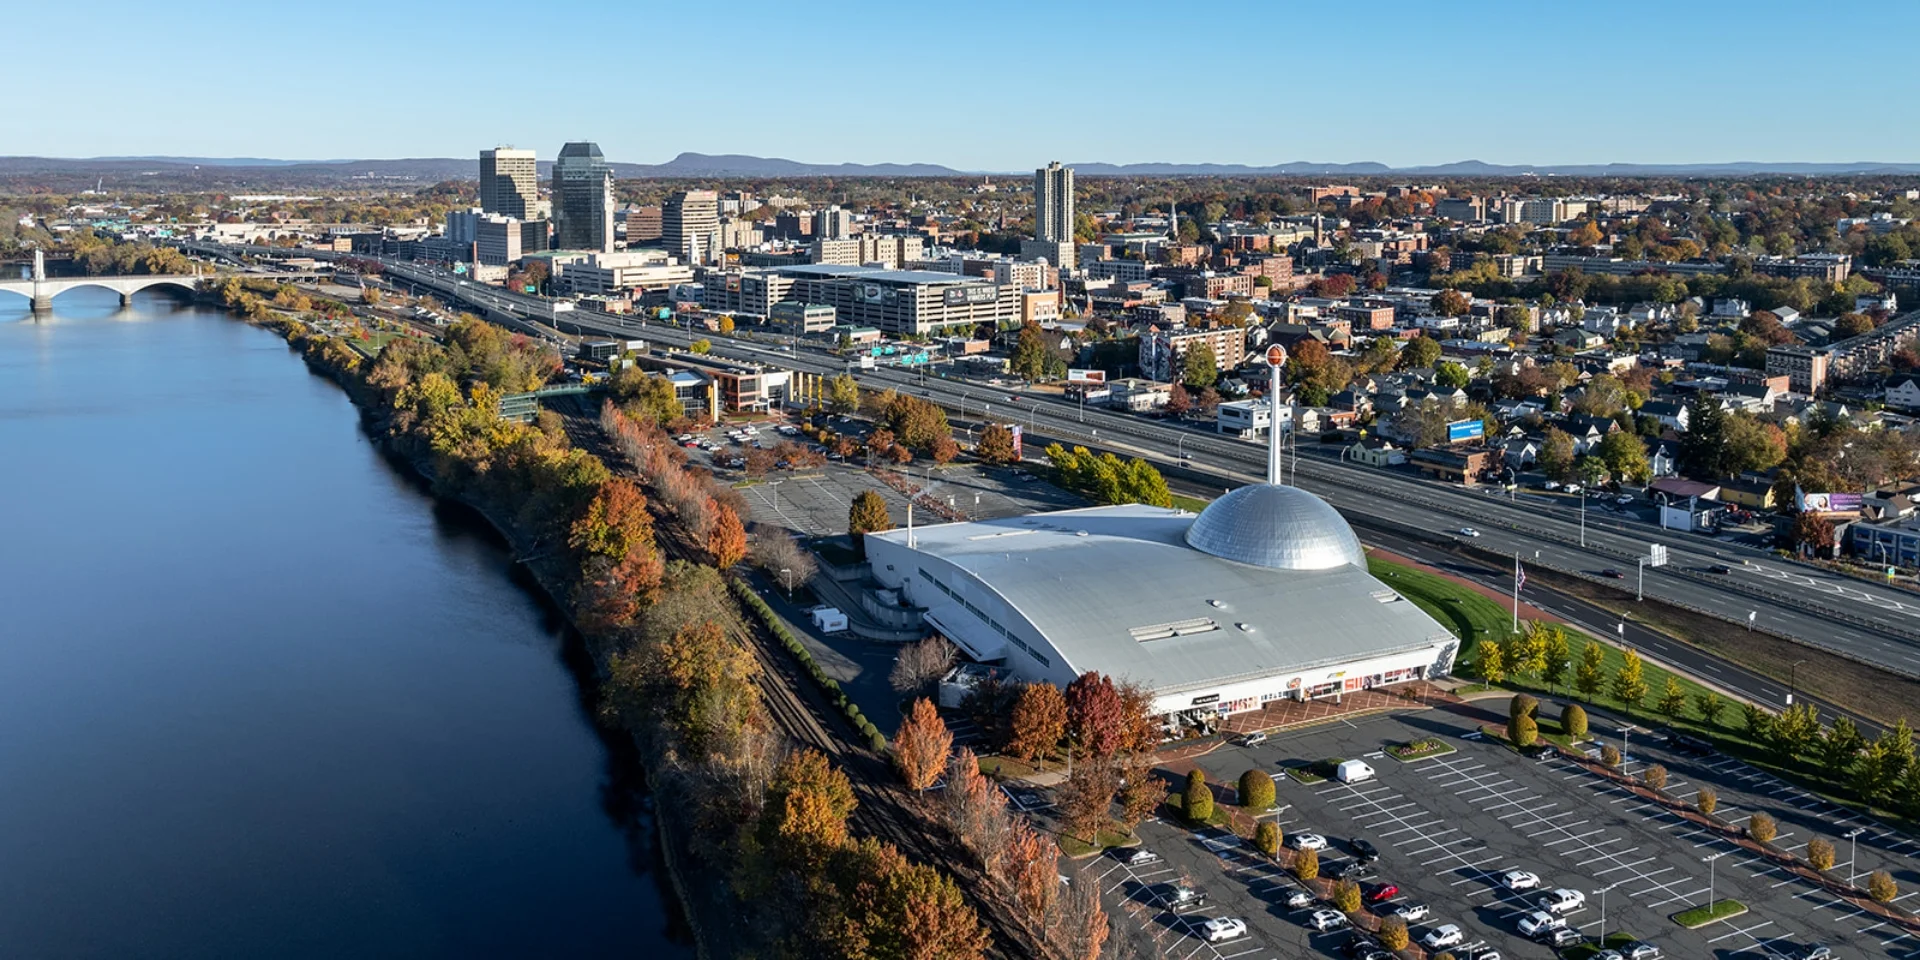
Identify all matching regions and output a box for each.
[569,477,656,562]
[1254,821,1281,859]
[1642,763,1668,790]
[1239,768,1276,811]
[890,636,957,698]
[1065,672,1127,760]
[941,747,1005,860]
[1808,837,1836,871]
[1378,916,1410,951]
[1695,690,1725,727]
[1870,870,1899,903]
[1575,641,1607,700]
[1431,289,1470,317]
[706,500,747,569]
[976,423,1021,465]
[1047,868,1110,960]
[1057,759,1117,843]
[1332,879,1363,913]
[1293,847,1319,881]
[848,490,892,558]
[631,619,761,758]
[817,838,990,960]
[1003,821,1059,920]
[895,697,954,792]
[1695,786,1717,814]
[1747,812,1777,843]
[1613,649,1649,711]
[1007,682,1068,763]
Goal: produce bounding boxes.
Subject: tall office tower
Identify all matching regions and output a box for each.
[1034,161,1074,243]
[552,141,614,252]
[663,189,720,263]
[479,148,538,219]
[813,204,854,240]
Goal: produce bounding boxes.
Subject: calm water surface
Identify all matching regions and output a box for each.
[0,288,692,959]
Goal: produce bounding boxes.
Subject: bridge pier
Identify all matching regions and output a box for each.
[119,291,134,308]
[31,294,52,314]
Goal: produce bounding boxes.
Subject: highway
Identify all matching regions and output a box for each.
[187,241,1920,683]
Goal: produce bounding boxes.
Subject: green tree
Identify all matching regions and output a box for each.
[690,338,712,354]
[1595,431,1652,484]
[848,490,892,558]
[1181,342,1218,388]
[1239,768,1276,811]
[1562,703,1588,739]
[1574,641,1606,700]
[1694,690,1725,727]
[1539,427,1576,482]
[1183,768,1214,823]
[1010,321,1050,381]
[1510,712,1539,748]
[1819,716,1865,776]
[1435,361,1470,389]
[1510,693,1539,725]
[827,374,861,415]
[1678,392,1731,479]
[1541,627,1571,689]
[1402,335,1442,370]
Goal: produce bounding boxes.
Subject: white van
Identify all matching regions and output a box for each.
[1334,760,1375,783]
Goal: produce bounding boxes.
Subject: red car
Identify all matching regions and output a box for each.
[1364,883,1399,904]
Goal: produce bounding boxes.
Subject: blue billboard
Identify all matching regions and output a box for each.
[1446,419,1485,443]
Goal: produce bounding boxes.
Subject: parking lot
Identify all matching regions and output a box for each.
[1079,709,1915,958]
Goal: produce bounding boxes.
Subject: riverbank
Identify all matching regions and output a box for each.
[223,298,716,958]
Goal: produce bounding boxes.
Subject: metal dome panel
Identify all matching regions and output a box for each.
[1183,483,1364,571]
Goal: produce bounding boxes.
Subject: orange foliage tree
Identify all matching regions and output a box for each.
[1007,682,1068,763]
[707,500,747,569]
[895,697,954,792]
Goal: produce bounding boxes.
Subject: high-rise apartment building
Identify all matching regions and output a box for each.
[1034,161,1074,243]
[663,189,720,264]
[813,205,854,240]
[480,148,539,220]
[552,142,614,252]
[625,206,662,243]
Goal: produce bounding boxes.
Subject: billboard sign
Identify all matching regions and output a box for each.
[1801,491,1863,513]
[1067,368,1107,383]
[1446,419,1485,443]
[1009,424,1023,460]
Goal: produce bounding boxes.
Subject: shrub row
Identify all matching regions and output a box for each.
[732,581,888,752]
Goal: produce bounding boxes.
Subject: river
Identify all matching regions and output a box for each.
[0,288,694,959]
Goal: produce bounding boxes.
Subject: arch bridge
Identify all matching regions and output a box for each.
[0,250,206,312]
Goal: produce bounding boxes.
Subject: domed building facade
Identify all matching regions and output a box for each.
[863,481,1460,726]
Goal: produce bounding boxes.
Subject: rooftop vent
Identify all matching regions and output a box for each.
[1128,617,1220,643]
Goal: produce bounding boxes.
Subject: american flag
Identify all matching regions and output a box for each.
[1515,557,1526,593]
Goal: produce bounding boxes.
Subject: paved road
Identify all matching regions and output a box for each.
[184,242,1920,682]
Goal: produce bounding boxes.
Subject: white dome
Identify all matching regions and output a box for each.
[1184,483,1365,571]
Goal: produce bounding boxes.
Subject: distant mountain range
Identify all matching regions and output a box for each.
[7,152,1920,188]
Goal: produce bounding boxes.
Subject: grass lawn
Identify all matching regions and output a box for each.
[1058,822,1138,858]
[1162,792,1233,829]
[976,754,1051,780]
[1368,556,1516,657]
[1673,899,1747,927]
[1170,494,1211,513]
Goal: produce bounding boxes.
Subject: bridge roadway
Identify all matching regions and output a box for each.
[187,242,1920,681]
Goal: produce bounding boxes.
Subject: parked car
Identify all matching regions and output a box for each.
[1543,927,1583,947]
[1392,901,1429,922]
[1121,848,1160,867]
[1794,947,1832,960]
[1349,838,1380,862]
[1159,883,1207,912]
[1537,887,1586,914]
[1620,941,1662,959]
[1330,860,1376,881]
[1500,869,1542,891]
[1364,882,1399,903]
[1284,888,1315,909]
[1421,924,1464,949]
[1309,909,1349,932]
[1199,917,1247,943]
[1236,731,1269,747]
[1517,911,1565,938]
[1288,833,1329,851]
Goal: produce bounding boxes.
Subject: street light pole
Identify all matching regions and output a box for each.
[1848,827,1866,887]
[1702,852,1724,910]
[1787,658,1807,707]
[1593,884,1615,945]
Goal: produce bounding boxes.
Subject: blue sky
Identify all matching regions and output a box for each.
[9,0,1917,169]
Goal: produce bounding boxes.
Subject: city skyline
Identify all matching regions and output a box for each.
[13,0,1920,169]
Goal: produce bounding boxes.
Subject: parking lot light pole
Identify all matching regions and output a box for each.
[1622,724,1640,764]
[1702,852,1725,909]
[1787,658,1807,707]
[1848,827,1867,887]
[1593,883,1615,945]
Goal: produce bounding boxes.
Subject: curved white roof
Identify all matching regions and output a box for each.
[1185,483,1365,571]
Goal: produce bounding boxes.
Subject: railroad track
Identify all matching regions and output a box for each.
[553,402,1031,958]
